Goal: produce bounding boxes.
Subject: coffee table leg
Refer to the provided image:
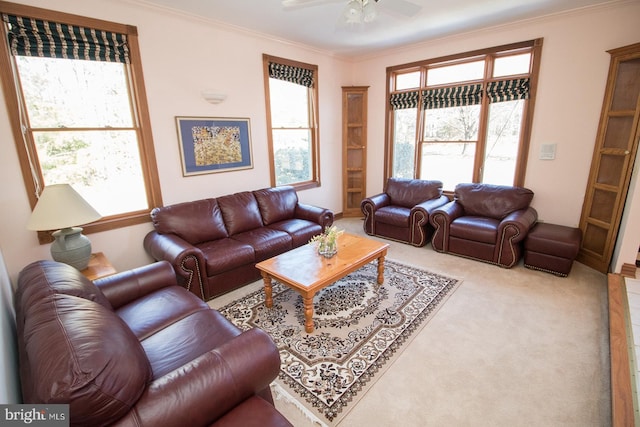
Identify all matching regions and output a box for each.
[262,272,273,308]
[377,254,386,284]
[303,294,314,333]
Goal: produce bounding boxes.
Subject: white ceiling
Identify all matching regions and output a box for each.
[136,0,613,58]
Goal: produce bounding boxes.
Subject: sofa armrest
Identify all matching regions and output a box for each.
[295,203,334,228]
[494,207,538,267]
[412,194,450,216]
[498,207,539,243]
[429,201,465,252]
[112,328,280,427]
[362,193,390,211]
[94,261,177,309]
[143,231,208,300]
[405,195,451,247]
[361,193,391,235]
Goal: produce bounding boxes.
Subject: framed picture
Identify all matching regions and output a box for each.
[176,116,253,176]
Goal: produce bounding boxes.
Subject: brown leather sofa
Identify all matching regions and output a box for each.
[15,260,292,427]
[144,186,333,301]
[361,178,449,246]
[430,183,538,268]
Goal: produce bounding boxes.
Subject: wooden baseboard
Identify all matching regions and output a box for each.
[622,263,637,278]
[608,273,636,426]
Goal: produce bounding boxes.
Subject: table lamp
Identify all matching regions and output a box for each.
[26,184,102,270]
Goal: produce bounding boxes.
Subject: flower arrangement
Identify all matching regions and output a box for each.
[309,225,344,258]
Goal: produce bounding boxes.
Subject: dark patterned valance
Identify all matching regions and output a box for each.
[268,62,314,88]
[422,84,483,109]
[486,78,530,102]
[389,91,419,110]
[2,14,129,63]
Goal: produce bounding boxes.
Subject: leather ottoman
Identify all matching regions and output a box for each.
[524,223,582,276]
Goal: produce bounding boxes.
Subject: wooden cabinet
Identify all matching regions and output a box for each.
[342,86,368,217]
[578,43,640,273]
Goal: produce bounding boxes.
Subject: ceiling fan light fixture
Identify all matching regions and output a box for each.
[344,0,363,24]
[362,0,377,23]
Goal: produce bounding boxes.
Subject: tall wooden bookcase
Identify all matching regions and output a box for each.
[577,42,640,273]
[342,86,368,217]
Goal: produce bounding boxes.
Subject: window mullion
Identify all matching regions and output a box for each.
[474,57,493,183]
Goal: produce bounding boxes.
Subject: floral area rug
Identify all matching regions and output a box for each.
[218,259,461,425]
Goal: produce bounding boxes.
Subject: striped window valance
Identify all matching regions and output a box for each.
[389,91,419,110]
[2,14,130,63]
[422,84,483,109]
[486,78,530,102]
[268,62,314,88]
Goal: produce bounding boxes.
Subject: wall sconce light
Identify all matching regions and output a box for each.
[201,90,227,104]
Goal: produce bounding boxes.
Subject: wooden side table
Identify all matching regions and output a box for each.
[81,252,116,281]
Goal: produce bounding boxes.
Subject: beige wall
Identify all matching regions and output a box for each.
[0,0,350,281]
[0,0,639,282]
[348,1,640,272]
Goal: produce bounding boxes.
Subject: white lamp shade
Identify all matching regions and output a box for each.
[27,184,102,231]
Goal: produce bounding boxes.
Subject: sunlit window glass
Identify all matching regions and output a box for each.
[15,56,147,216]
[493,53,531,77]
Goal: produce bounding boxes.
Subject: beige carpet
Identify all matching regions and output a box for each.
[209,217,610,427]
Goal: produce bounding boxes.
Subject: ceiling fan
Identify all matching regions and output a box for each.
[282,0,422,25]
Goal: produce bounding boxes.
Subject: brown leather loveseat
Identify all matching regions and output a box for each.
[144,186,333,300]
[15,260,292,427]
[430,183,538,268]
[361,178,449,246]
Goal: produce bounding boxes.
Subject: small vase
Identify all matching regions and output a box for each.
[318,240,337,258]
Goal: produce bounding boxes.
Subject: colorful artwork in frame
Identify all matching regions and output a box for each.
[176,116,253,176]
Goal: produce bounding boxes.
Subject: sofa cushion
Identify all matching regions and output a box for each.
[141,309,241,379]
[267,219,323,247]
[17,260,112,309]
[218,191,264,236]
[231,228,292,261]
[19,294,151,425]
[374,206,411,227]
[151,198,228,245]
[115,286,210,340]
[254,186,297,225]
[454,183,534,220]
[450,216,499,244]
[197,238,256,276]
[386,178,443,208]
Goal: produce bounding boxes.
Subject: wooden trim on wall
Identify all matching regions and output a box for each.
[608,273,636,427]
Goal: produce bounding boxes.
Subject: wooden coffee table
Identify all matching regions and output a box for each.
[256,233,389,333]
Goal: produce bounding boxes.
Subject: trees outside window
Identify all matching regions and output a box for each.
[263,54,319,189]
[0,4,162,240]
[386,39,542,191]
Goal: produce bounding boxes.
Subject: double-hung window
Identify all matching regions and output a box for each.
[387,39,542,191]
[0,3,162,241]
[263,54,320,189]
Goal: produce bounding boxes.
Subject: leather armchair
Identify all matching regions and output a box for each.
[15,260,292,427]
[361,178,449,246]
[430,183,538,268]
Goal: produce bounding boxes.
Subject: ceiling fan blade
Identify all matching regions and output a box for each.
[379,0,422,17]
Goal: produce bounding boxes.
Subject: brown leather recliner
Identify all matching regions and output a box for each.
[430,183,538,268]
[15,260,292,427]
[360,178,449,246]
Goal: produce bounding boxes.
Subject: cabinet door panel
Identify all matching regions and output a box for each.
[342,87,368,217]
[578,44,640,272]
